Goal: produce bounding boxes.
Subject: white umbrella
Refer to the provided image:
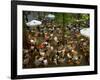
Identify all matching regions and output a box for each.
[26,20,42,27]
[46,14,55,19]
[80,28,90,38]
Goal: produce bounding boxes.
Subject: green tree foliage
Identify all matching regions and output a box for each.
[23,11,90,28]
[54,12,89,28]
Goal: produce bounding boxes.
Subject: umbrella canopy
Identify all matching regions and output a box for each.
[46,14,55,19]
[26,20,42,27]
[80,28,90,37]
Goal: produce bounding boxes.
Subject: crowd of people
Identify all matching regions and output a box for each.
[23,18,89,68]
